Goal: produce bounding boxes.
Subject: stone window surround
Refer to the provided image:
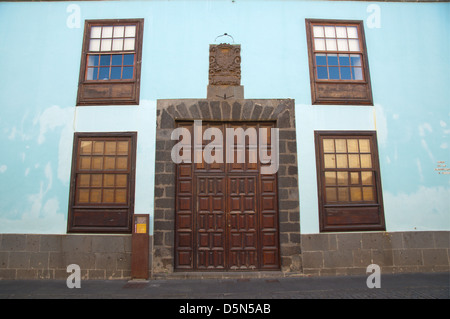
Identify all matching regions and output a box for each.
[152,98,301,275]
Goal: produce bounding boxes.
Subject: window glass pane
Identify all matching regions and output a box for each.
[116,157,128,170]
[124,38,135,50]
[340,67,351,80]
[337,39,348,51]
[90,26,102,39]
[78,189,90,203]
[104,157,116,170]
[361,171,373,185]
[325,39,337,51]
[348,39,360,52]
[347,139,359,152]
[324,26,335,38]
[338,187,349,202]
[93,141,104,154]
[335,26,347,38]
[347,26,358,38]
[88,55,99,66]
[90,189,102,203]
[313,25,324,38]
[111,67,122,79]
[327,54,338,66]
[117,141,129,155]
[122,66,134,79]
[335,139,347,152]
[315,54,327,66]
[339,54,350,66]
[337,172,348,185]
[116,174,128,187]
[317,67,327,79]
[359,139,371,153]
[352,67,363,80]
[105,142,116,154]
[99,67,110,80]
[350,187,362,201]
[348,154,360,168]
[360,154,372,168]
[350,54,362,66]
[325,171,336,185]
[363,187,374,201]
[350,172,359,185]
[80,141,92,154]
[328,67,339,79]
[78,174,90,187]
[101,39,112,51]
[103,189,115,203]
[125,25,136,37]
[112,38,123,51]
[115,189,127,203]
[89,39,100,52]
[86,68,96,80]
[103,174,115,187]
[324,154,336,168]
[100,55,111,66]
[123,54,135,65]
[91,174,102,187]
[113,26,125,38]
[323,139,335,153]
[326,187,337,202]
[102,26,113,38]
[336,154,348,168]
[111,55,122,66]
[92,157,103,169]
[314,39,325,51]
[79,157,91,170]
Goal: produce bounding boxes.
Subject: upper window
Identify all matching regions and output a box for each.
[315,131,385,232]
[306,19,373,105]
[77,19,144,106]
[67,132,137,233]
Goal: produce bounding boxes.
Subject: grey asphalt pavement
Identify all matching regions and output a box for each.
[0,272,448,299]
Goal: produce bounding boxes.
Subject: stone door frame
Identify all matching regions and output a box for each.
[153,99,301,275]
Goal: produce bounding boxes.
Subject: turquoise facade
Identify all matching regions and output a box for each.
[0,0,449,235]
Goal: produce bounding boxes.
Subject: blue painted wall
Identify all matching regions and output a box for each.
[0,1,448,234]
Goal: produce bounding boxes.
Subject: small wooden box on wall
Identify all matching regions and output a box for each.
[131,214,149,279]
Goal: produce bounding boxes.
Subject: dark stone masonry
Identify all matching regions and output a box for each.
[153,98,302,276]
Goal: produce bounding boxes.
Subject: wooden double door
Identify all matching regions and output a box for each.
[174,122,280,271]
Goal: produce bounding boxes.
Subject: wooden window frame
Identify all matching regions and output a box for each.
[67,132,137,233]
[76,19,144,106]
[315,131,385,232]
[306,19,373,105]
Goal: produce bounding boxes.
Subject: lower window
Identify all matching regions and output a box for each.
[67,132,137,233]
[315,131,385,232]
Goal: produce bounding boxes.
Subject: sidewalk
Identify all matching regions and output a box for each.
[0,272,448,299]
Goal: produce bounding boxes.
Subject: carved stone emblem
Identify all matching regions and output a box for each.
[209,44,241,86]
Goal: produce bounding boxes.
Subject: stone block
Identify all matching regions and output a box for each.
[8,252,30,269]
[422,248,449,266]
[323,249,354,268]
[434,232,450,248]
[302,251,323,269]
[92,236,127,253]
[337,233,362,250]
[393,249,422,266]
[1,234,27,251]
[372,249,394,267]
[30,252,49,269]
[403,232,434,249]
[301,234,330,251]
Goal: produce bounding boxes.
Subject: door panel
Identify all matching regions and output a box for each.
[196,176,226,270]
[228,176,258,270]
[174,121,280,271]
